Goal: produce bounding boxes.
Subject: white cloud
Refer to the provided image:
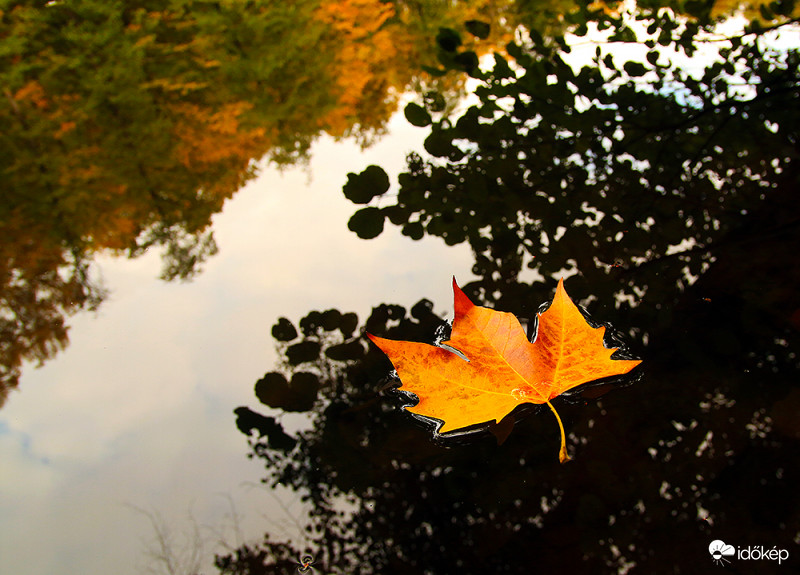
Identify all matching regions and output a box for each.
[0,114,474,575]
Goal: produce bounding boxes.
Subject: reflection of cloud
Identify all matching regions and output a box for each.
[0,120,475,575]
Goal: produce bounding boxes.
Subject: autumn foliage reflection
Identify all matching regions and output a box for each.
[0,0,513,401]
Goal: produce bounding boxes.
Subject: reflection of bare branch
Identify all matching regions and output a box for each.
[240,481,312,548]
[127,504,204,575]
[204,492,247,555]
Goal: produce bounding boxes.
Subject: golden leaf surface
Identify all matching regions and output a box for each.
[368,278,641,461]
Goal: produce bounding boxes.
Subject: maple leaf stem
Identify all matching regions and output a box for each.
[545,400,571,464]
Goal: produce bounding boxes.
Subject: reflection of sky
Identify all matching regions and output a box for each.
[564,16,800,106]
[0,113,475,575]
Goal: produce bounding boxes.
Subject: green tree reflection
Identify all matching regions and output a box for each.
[0,0,513,402]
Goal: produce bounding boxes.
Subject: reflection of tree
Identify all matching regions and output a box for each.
[345,9,800,335]
[0,0,513,401]
[226,8,800,575]
[130,504,205,575]
[228,284,799,572]
[3,1,787,399]
[0,239,104,406]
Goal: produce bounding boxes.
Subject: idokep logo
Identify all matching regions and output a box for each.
[709,540,735,566]
[709,539,790,567]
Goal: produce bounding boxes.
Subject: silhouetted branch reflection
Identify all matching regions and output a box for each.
[344,8,800,377]
[231,274,798,573]
[228,8,800,575]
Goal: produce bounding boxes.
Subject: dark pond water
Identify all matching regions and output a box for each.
[2,1,799,574]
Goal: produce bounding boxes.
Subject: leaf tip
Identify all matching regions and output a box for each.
[452,276,474,313]
[366,332,384,348]
[550,277,578,312]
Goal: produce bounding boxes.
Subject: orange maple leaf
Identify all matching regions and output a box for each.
[368,278,641,462]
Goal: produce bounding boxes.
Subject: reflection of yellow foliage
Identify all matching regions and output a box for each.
[0,0,527,398]
[141,77,209,94]
[586,0,621,18]
[712,0,800,20]
[313,0,518,138]
[51,147,136,250]
[54,121,77,138]
[171,102,269,191]
[14,80,49,109]
[316,0,394,40]
[171,101,267,168]
[314,0,400,137]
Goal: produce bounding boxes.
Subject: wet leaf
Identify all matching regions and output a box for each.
[368,279,641,462]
